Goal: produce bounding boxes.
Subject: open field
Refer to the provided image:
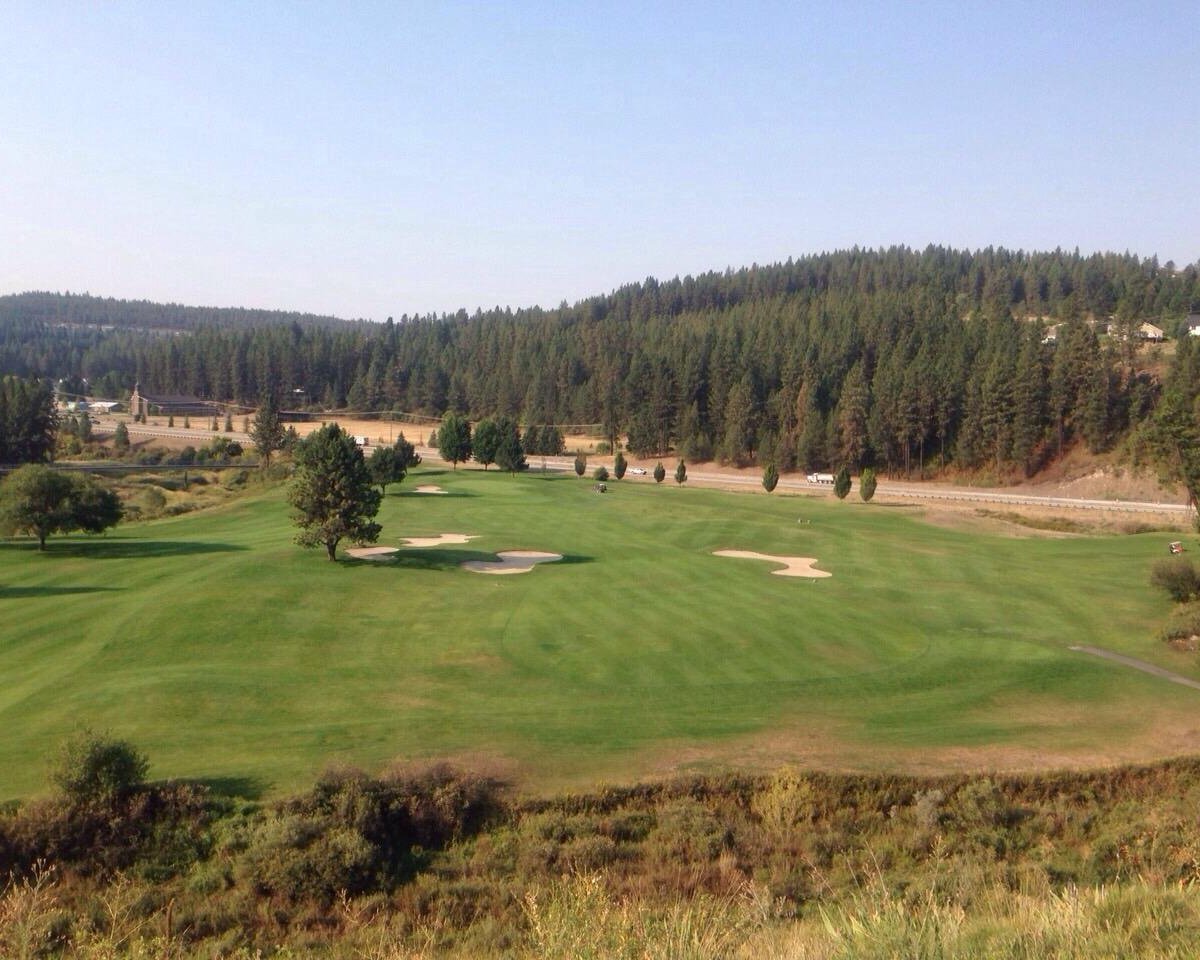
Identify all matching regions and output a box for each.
[2,468,1198,800]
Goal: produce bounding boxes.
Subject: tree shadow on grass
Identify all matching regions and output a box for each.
[173,775,269,801]
[0,539,250,560]
[0,585,121,599]
[348,549,594,571]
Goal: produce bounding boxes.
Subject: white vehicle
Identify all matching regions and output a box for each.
[628,467,647,475]
[354,435,370,447]
[806,472,835,484]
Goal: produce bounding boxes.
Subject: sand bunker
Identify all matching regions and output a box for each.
[461,551,563,575]
[713,550,831,578]
[400,533,476,548]
[414,484,447,494]
[346,546,399,561]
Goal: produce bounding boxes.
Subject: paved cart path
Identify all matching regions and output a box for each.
[1070,645,1200,691]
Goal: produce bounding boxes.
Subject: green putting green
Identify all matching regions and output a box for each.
[0,469,1191,799]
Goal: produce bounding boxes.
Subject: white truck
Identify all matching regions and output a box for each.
[806,472,835,484]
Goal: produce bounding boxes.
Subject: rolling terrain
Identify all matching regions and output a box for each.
[1,468,1195,800]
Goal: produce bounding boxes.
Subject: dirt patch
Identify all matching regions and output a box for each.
[713,550,831,578]
[401,533,475,547]
[414,484,447,494]
[626,699,1200,785]
[461,551,563,575]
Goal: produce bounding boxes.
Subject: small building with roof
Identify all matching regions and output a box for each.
[128,383,219,420]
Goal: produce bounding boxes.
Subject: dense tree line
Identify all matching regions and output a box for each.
[3,247,1199,475]
[0,375,57,463]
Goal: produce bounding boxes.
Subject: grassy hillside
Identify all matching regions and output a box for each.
[1,468,1194,800]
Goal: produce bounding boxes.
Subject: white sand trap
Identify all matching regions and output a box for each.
[400,533,476,548]
[713,550,831,578]
[346,546,399,561]
[414,484,447,494]
[461,550,563,575]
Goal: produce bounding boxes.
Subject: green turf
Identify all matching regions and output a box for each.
[0,469,1192,799]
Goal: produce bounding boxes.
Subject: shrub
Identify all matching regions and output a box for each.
[859,467,877,502]
[50,730,148,806]
[1151,557,1200,602]
[751,767,816,838]
[593,466,609,483]
[762,463,779,493]
[1161,604,1200,648]
[573,453,587,477]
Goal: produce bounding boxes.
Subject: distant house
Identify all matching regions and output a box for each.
[128,382,218,420]
[1139,322,1165,342]
[1041,323,1061,344]
[1188,314,1200,337]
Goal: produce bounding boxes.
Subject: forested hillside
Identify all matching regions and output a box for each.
[4,246,1199,476]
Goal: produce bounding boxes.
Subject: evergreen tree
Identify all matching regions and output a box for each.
[674,460,687,486]
[249,391,286,469]
[834,466,851,499]
[613,450,627,479]
[0,376,58,463]
[762,463,779,493]
[494,416,527,474]
[835,361,871,470]
[574,452,587,477]
[654,461,666,484]
[289,423,381,561]
[113,421,130,451]
[859,467,877,502]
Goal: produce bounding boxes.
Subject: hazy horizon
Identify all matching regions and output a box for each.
[3,3,1197,320]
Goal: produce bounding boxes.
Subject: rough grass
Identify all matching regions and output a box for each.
[0,468,1196,799]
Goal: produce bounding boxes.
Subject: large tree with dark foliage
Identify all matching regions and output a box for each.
[0,464,122,549]
[437,413,472,469]
[0,376,57,463]
[289,424,381,561]
[368,435,420,495]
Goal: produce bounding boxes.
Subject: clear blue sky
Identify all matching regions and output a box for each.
[2,2,1197,320]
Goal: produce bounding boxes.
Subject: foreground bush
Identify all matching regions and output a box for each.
[51,730,148,806]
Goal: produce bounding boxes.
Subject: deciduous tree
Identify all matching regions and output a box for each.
[0,464,123,549]
[473,418,501,470]
[438,413,472,469]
